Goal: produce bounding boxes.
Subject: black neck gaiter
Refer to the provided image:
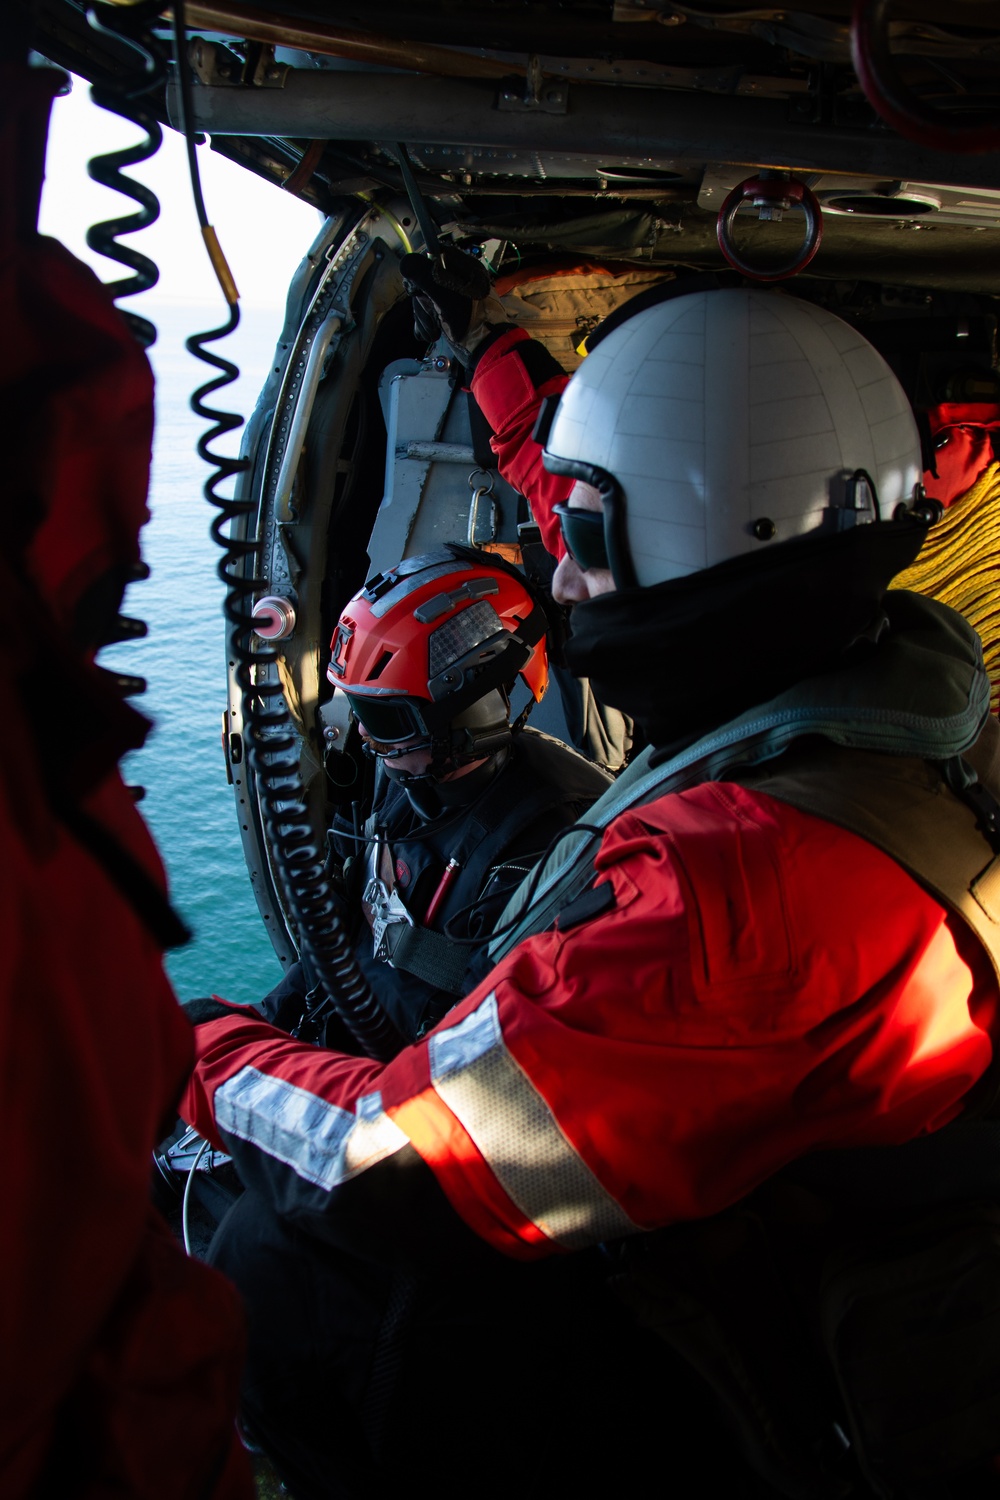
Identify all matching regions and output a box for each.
[396,747,508,823]
[564,521,928,752]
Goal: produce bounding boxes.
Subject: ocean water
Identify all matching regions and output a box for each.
[106,299,287,1006]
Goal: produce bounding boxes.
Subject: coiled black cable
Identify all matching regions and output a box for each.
[85,2,166,349]
[170,0,399,1061]
[82,1,166,804]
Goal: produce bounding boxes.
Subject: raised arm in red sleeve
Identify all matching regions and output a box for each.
[470,327,572,561]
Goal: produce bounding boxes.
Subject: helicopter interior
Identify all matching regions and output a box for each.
[21,0,1000,970]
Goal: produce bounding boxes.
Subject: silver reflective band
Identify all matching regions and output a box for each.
[428,994,639,1250]
[215,1068,407,1191]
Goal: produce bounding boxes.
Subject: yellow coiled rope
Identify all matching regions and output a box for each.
[890,461,1000,713]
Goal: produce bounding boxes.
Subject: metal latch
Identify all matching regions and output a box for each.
[187,38,289,88]
[364,877,415,961]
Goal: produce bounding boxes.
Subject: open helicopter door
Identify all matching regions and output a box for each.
[230,210,664,965]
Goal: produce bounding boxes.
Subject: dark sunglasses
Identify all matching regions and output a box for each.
[553,503,610,572]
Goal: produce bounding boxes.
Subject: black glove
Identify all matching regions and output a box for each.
[258,959,310,1033]
[181,995,244,1026]
[400,247,508,355]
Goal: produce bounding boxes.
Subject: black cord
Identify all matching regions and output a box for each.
[85,2,165,349]
[169,4,398,1062]
[170,0,210,230]
[64,4,192,941]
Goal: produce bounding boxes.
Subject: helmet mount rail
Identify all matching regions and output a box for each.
[835,469,881,531]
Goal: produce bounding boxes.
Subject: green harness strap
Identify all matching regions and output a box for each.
[732,713,1000,993]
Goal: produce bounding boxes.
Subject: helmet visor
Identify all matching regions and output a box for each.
[553,503,610,572]
[343,693,424,745]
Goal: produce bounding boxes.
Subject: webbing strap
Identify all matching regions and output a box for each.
[730,716,1000,983]
[383,922,469,995]
[488,747,655,961]
[732,715,1000,1113]
[490,594,991,963]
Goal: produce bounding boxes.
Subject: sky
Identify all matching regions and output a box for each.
[38,72,322,309]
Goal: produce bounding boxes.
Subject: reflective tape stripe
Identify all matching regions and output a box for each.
[428,994,639,1250]
[215,1068,407,1191]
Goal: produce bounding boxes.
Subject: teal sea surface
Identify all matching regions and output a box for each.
[108,299,287,1007]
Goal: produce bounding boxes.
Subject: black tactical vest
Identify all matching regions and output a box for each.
[339,727,611,1044]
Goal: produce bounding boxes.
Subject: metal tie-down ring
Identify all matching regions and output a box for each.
[716,173,823,283]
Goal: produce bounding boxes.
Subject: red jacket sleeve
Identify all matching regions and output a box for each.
[389,790,995,1253]
[470,327,571,561]
[181,1008,386,1156]
[178,785,998,1265]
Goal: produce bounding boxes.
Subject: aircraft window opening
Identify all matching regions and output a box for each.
[43,0,1000,1012]
[168,1,396,1059]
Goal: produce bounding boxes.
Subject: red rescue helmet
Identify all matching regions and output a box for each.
[326,545,548,771]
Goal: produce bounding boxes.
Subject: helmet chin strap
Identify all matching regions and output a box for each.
[361,735,434,765]
[377,730,504,784]
[401,747,510,820]
[429,728,459,781]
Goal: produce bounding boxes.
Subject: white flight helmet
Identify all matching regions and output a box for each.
[539,287,924,590]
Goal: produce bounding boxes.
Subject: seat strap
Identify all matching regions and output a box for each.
[382,922,470,995]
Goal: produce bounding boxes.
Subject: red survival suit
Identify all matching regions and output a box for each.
[180,326,999,1257]
[1,66,250,1498]
[182,772,997,1254]
[178,317,1000,1500]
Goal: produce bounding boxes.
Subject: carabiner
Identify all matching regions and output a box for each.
[467,468,498,547]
